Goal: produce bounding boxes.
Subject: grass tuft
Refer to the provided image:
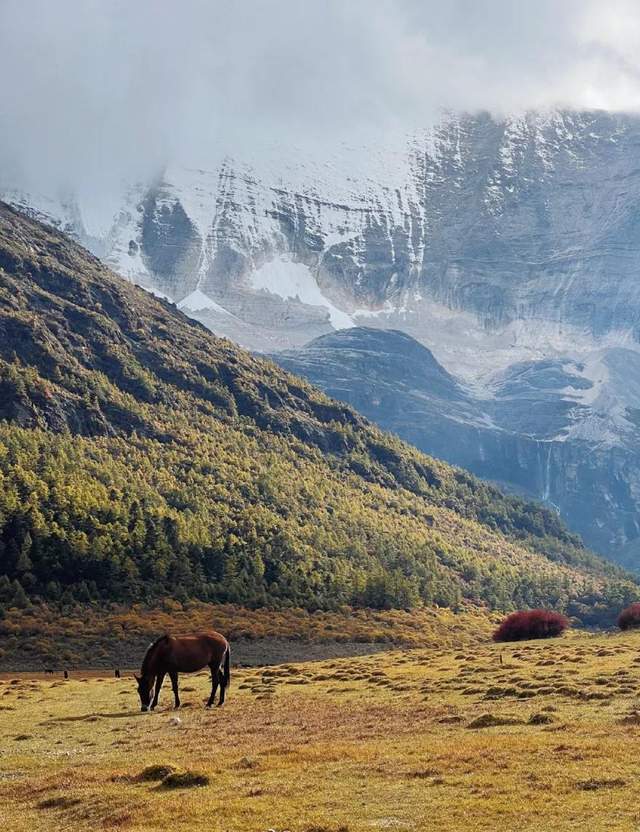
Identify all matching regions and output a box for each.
[467,713,524,729]
[37,797,83,810]
[135,764,179,782]
[577,779,626,791]
[158,770,210,789]
[528,712,555,725]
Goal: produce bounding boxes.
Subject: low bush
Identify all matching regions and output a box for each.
[492,609,569,642]
[617,603,640,630]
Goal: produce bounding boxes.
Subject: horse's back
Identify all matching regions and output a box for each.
[174,631,227,652]
[162,631,228,673]
[200,630,228,650]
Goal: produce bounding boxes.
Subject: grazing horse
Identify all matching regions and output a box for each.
[135,632,230,712]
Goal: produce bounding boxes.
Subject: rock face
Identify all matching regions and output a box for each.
[5,109,640,348]
[9,110,640,352]
[273,328,640,567]
[5,108,640,565]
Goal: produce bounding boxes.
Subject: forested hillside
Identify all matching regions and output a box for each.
[0,202,636,620]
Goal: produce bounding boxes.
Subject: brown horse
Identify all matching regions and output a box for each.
[135,632,230,712]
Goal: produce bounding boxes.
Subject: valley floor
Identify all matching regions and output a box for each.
[3,630,640,830]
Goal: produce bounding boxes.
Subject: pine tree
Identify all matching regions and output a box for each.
[10,580,29,608]
[15,532,33,573]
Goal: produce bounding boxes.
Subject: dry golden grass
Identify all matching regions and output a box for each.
[3,628,640,831]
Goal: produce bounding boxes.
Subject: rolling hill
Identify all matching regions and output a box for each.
[0,201,636,621]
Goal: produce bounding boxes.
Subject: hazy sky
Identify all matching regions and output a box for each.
[2,0,640,194]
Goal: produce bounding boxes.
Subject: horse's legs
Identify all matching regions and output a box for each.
[169,671,180,709]
[151,671,165,710]
[217,665,226,708]
[206,662,219,708]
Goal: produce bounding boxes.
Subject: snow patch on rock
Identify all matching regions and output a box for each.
[178,288,233,316]
[251,257,354,330]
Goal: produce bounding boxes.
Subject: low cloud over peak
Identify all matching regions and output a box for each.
[2,0,640,196]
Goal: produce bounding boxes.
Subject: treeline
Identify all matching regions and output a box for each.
[0,424,636,621]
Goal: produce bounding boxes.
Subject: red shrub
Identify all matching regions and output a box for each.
[492,609,569,642]
[617,603,640,631]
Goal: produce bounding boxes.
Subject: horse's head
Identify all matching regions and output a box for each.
[135,674,153,712]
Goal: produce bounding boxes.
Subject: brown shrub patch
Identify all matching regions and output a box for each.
[493,610,569,643]
[617,603,640,630]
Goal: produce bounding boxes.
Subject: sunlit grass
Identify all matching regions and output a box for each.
[3,629,640,830]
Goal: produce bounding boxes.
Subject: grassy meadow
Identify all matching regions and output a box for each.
[3,627,640,831]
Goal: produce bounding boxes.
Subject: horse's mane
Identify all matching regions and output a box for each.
[141,634,169,675]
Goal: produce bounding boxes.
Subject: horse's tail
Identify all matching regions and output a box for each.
[223,643,231,688]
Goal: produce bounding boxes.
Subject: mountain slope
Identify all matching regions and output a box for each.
[273,328,640,566]
[6,110,640,565]
[272,327,490,463]
[0,201,636,619]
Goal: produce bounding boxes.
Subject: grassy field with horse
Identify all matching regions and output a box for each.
[3,625,640,831]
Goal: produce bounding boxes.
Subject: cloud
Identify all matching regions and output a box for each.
[2,0,640,195]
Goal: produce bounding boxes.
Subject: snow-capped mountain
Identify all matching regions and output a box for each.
[7,110,640,359]
[6,108,640,563]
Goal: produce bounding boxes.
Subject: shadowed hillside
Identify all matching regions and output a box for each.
[0,201,637,620]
